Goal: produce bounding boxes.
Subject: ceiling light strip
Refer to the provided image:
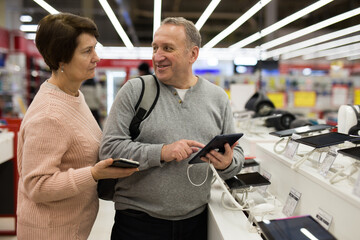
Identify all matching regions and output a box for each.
[195,0,221,30]
[282,34,360,59]
[261,7,360,51]
[303,42,360,60]
[153,0,162,36]
[98,0,134,49]
[348,54,360,60]
[33,0,59,14]
[203,0,272,49]
[327,49,360,60]
[230,0,333,50]
[264,24,360,59]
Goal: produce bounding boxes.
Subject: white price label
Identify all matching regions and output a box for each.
[282,188,301,217]
[318,148,338,177]
[315,208,333,230]
[258,170,271,194]
[284,138,300,159]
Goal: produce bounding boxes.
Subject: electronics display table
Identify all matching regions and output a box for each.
[208,181,262,240]
[255,142,360,240]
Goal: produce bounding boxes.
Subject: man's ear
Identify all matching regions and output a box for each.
[189,46,199,64]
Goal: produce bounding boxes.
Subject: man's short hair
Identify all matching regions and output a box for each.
[161,17,201,48]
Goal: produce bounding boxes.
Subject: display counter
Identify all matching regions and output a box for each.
[255,142,360,240]
[0,131,14,164]
[208,181,262,240]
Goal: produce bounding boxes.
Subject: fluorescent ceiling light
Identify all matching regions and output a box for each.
[303,42,360,60]
[20,15,33,23]
[195,0,221,30]
[203,0,272,49]
[230,0,333,50]
[282,34,360,59]
[264,24,360,59]
[33,0,59,14]
[327,49,360,60]
[260,7,360,51]
[25,33,36,40]
[153,0,162,36]
[348,54,360,60]
[20,24,38,32]
[99,0,134,49]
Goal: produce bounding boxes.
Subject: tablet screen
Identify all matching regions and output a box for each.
[188,133,243,164]
[294,132,360,148]
[338,146,360,160]
[269,124,334,138]
[258,215,337,240]
[224,172,270,190]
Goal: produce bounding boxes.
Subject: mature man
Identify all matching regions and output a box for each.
[100,17,244,240]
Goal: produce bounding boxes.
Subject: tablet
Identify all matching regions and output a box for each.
[269,124,335,138]
[294,132,360,148]
[258,215,337,240]
[188,133,244,164]
[243,158,260,168]
[338,146,360,160]
[224,172,270,190]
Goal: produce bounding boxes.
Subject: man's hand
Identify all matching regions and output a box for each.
[161,139,205,162]
[201,141,238,170]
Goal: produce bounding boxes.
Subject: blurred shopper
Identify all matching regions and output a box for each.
[16,13,138,240]
[137,62,151,76]
[81,78,103,126]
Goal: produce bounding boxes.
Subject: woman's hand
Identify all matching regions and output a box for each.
[91,158,138,181]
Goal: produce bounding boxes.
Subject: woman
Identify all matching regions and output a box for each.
[16,13,138,239]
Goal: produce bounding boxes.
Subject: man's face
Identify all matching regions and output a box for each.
[151,24,195,87]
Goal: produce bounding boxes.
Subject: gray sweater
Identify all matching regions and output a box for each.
[100,76,244,220]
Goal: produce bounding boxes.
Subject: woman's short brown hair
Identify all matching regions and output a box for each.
[35,13,99,71]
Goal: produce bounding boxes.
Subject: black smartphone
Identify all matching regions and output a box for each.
[224,172,270,190]
[111,158,140,168]
[269,124,335,138]
[188,133,244,164]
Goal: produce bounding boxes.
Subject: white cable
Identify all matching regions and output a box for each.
[209,163,246,210]
[329,162,359,184]
[273,137,289,154]
[187,162,210,187]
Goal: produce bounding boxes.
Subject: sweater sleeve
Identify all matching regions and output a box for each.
[20,115,96,203]
[100,79,163,169]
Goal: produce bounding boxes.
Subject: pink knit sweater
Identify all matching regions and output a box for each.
[17,81,102,240]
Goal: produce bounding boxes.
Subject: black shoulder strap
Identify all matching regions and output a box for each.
[129,74,160,140]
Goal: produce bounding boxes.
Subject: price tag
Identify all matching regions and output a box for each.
[315,208,333,230]
[282,188,301,217]
[283,134,301,159]
[258,170,271,194]
[318,148,338,177]
[353,172,360,198]
[294,91,316,107]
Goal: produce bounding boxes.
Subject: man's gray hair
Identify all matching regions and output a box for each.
[161,17,202,48]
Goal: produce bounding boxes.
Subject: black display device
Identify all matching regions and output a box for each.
[111,158,140,168]
[243,158,259,168]
[188,133,244,164]
[338,146,360,160]
[258,215,337,240]
[294,132,360,148]
[269,124,335,138]
[224,172,270,190]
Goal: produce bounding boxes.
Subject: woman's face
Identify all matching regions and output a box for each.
[62,33,100,83]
